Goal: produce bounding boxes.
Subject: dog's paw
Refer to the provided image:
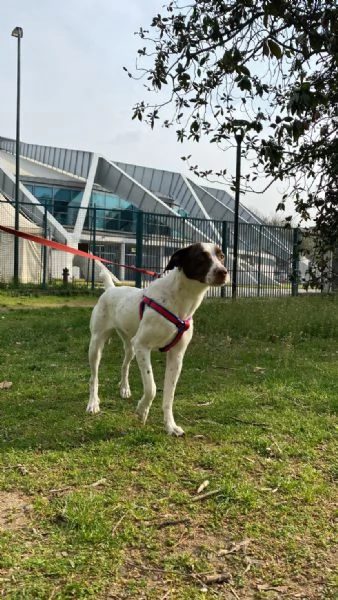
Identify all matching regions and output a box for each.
[165,423,185,437]
[86,400,100,414]
[119,384,131,399]
[135,401,150,424]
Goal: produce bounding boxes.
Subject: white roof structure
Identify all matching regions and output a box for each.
[0,135,260,232]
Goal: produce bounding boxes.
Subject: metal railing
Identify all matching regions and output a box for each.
[0,199,300,296]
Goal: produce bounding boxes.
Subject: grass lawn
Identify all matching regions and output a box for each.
[0,295,337,599]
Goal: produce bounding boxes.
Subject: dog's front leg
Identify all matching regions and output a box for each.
[134,344,156,425]
[163,330,192,436]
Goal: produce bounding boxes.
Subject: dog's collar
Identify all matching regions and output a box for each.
[139,296,191,352]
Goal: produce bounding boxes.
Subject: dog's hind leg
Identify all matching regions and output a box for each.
[87,332,108,414]
[134,345,156,425]
[116,330,135,399]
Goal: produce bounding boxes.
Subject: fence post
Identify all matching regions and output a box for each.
[91,204,97,291]
[135,210,144,289]
[333,246,338,293]
[291,228,300,297]
[221,221,228,298]
[182,217,186,244]
[257,225,262,298]
[42,202,48,288]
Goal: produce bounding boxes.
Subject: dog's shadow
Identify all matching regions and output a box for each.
[0,368,172,453]
[0,397,144,453]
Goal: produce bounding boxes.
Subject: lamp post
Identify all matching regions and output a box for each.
[232,129,244,300]
[11,26,23,285]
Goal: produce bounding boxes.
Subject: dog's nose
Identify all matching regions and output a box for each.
[214,266,228,283]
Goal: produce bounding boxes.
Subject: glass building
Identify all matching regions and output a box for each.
[0,135,292,284]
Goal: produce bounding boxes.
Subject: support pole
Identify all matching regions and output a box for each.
[232,130,243,300]
[135,211,144,289]
[12,27,23,285]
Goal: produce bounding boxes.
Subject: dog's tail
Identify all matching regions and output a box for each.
[98,263,120,289]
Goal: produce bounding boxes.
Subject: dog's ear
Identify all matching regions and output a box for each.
[165,247,188,271]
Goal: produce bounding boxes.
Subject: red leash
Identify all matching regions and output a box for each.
[0,224,160,278]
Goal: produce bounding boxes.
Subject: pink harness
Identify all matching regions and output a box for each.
[139,296,191,352]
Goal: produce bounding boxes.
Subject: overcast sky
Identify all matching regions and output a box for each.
[1,0,296,218]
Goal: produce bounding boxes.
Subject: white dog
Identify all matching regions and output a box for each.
[87,242,228,436]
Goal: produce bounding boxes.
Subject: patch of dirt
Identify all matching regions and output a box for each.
[106,518,337,599]
[0,491,33,530]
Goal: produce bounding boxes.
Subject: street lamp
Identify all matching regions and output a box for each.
[11,26,23,285]
[232,129,244,300]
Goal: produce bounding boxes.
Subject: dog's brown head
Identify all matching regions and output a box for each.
[165,243,228,286]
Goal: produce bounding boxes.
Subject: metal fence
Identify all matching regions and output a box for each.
[0,199,301,297]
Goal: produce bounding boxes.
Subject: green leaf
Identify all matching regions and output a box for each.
[262,40,270,57]
[309,33,323,52]
[238,76,252,92]
[267,39,283,59]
